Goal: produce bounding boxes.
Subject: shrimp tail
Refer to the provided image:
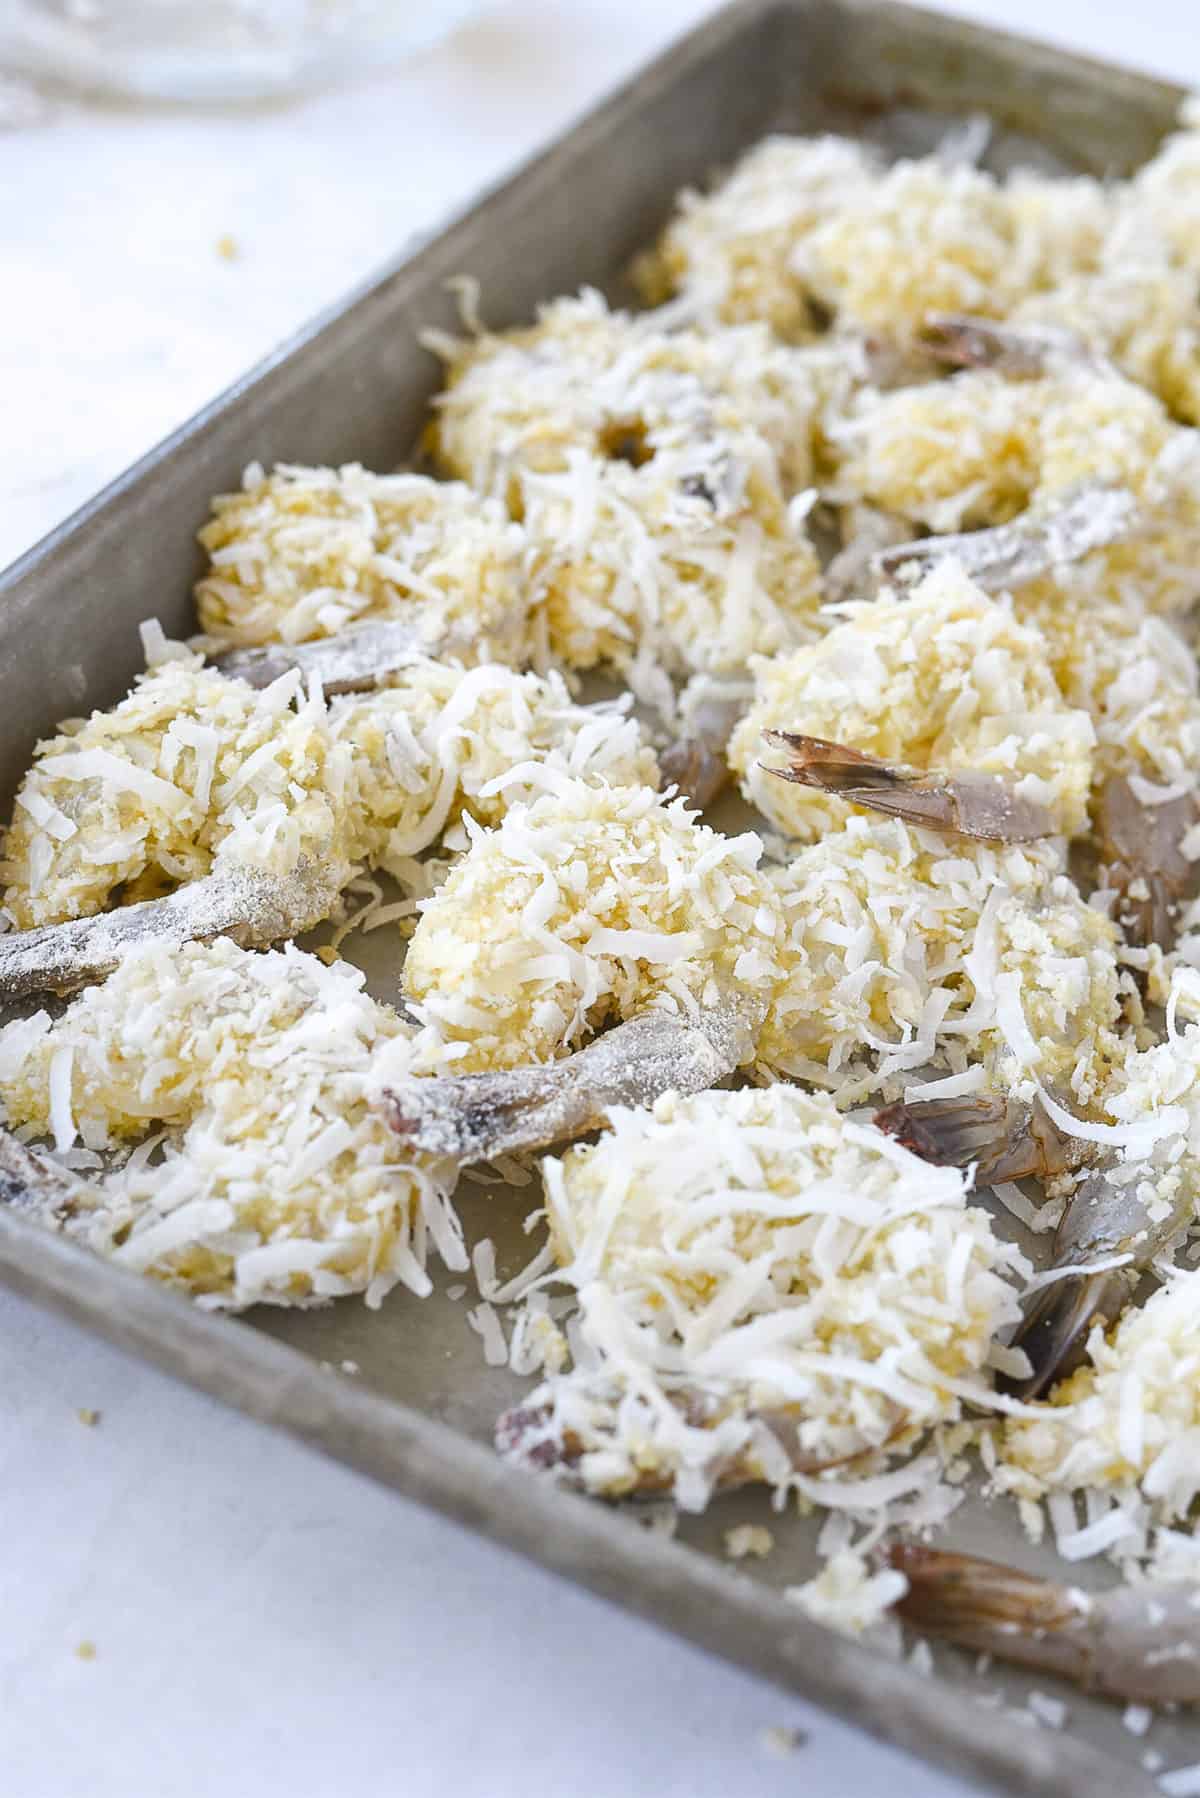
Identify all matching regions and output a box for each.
[658,735,730,809]
[379,997,764,1164]
[211,619,425,693]
[761,733,1056,842]
[874,485,1139,594]
[0,1127,96,1232]
[1003,1265,1140,1400]
[873,1093,1092,1185]
[920,313,1099,376]
[887,1544,1200,1706]
[0,858,343,1000]
[660,677,747,808]
[1093,773,1200,953]
[886,1544,1097,1688]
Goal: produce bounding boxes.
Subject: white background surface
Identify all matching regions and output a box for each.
[0,4,1193,1794]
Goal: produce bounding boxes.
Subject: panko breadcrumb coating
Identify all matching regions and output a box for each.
[1013,263,1200,426]
[999,1267,1200,1524]
[0,938,461,1309]
[402,778,785,1072]
[428,290,825,677]
[797,162,1107,336]
[2,650,660,932]
[730,564,1095,843]
[503,1085,1025,1506]
[196,464,530,661]
[838,366,1200,618]
[331,661,659,875]
[636,133,1108,338]
[1122,99,1200,278]
[838,367,1177,529]
[1011,576,1200,791]
[2,657,352,930]
[759,821,1124,1106]
[631,134,878,335]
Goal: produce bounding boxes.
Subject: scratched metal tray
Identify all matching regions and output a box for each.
[0,6,1188,1792]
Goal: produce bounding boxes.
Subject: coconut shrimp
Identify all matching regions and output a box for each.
[427,289,828,680]
[495,1085,1026,1506]
[630,134,880,335]
[974,265,1200,426]
[837,360,1200,615]
[1,656,353,933]
[0,937,463,1309]
[730,564,1096,845]
[888,1545,1200,1706]
[830,386,1200,941]
[871,484,1139,597]
[0,644,659,997]
[399,778,787,1074]
[760,820,1125,1104]
[881,972,1200,1394]
[876,1093,1188,1399]
[634,133,1109,340]
[391,790,1124,1163]
[998,1256,1200,1517]
[195,464,532,664]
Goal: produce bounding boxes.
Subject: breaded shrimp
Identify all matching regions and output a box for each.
[497,1085,1025,1505]
[729,564,1095,844]
[428,290,826,678]
[0,938,462,1309]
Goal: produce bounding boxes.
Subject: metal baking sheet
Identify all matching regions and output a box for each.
[0,6,1187,1793]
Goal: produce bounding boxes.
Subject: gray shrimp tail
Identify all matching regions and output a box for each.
[760,733,1054,842]
[211,619,426,693]
[873,1093,1088,1186]
[1003,1266,1138,1400]
[381,999,763,1164]
[1094,774,1200,953]
[658,735,730,809]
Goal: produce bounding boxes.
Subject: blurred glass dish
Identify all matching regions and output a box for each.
[0,0,486,102]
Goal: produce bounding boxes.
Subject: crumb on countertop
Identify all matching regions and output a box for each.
[760,1725,807,1758]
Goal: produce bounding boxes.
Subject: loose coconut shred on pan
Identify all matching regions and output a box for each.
[11,97,1200,1731]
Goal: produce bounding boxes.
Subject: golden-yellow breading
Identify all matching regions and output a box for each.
[428,290,825,677]
[1000,1266,1200,1522]
[635,133,1109,338]
[1013,265,1200,426]
[837,367,1173,528]
[797,162,1107,336]
[1,652,660,931]
[1012,575,1200,790]
[837,365,1200,617]
[196,464,530,661]
[0,938,461,1309]
[402,779,786,1072]
[331,662,659,874]
[2,658,351,930]
[506,1085,1025,1504]
[730,564,1096,842]
[759,821,1124,1107]
[1122,98,1200,278]
[631,134,878,335]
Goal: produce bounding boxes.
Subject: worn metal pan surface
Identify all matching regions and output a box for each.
[0,6,1188,1793]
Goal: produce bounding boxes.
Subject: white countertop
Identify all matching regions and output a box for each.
[0,5,1192,1794]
